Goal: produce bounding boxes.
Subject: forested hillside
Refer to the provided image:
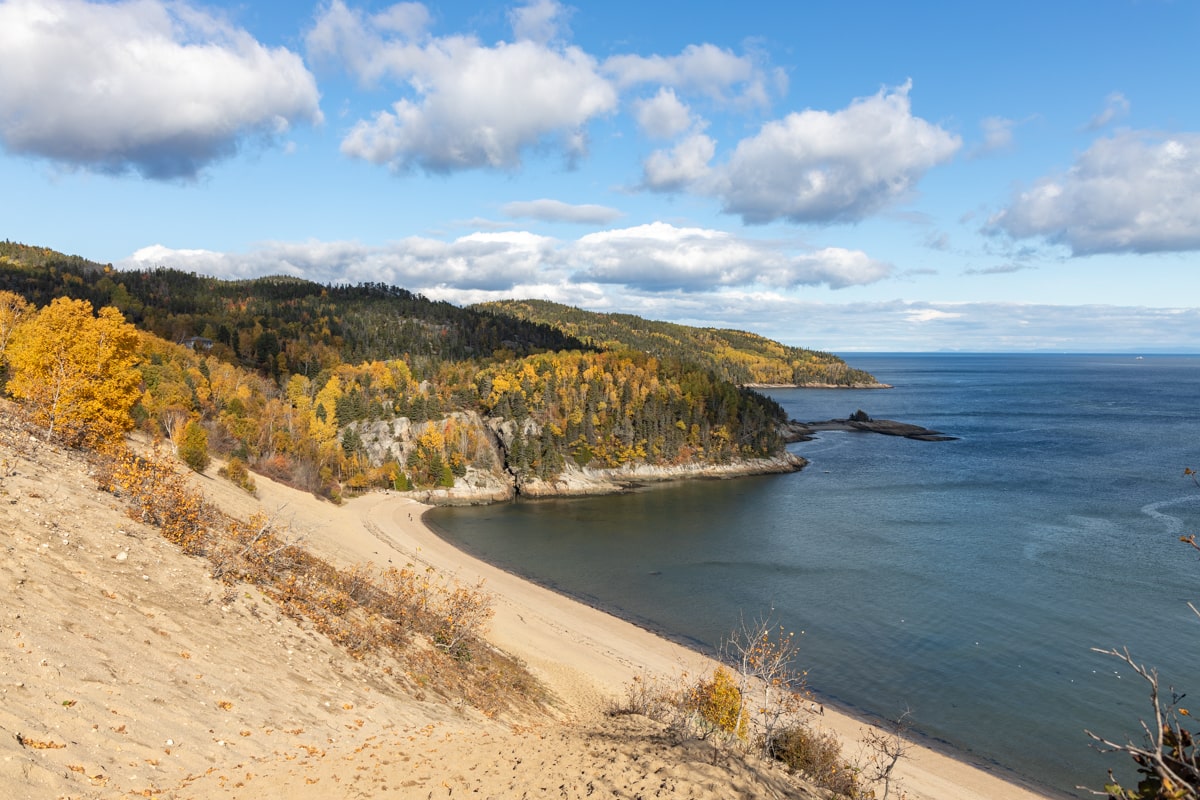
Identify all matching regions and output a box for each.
[0,241,802,501]
[476,299,883,387]
[0,241,586,379]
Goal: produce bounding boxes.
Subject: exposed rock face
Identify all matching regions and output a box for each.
[347,412,806,505]
[516,452,806,498]
[408,467,515,505]
[347,412,513,505]
[788,415,957,442]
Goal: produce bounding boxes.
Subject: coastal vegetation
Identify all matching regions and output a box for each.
[610,615,887,799]
[0,241,859,501]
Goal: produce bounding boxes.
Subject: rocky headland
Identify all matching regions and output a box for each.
[783,409,956,443]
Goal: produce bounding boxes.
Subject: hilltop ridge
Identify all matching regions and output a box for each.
[476,298,886,388]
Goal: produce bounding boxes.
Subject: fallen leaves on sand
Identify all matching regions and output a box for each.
[16,733,65,750]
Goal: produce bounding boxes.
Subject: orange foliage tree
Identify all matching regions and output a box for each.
[5,297,141,447]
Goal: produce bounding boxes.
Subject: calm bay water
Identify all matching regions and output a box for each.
[428,354,1200,797]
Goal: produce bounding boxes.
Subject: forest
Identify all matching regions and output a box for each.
[477,299,882,387]
[0,241,875,501]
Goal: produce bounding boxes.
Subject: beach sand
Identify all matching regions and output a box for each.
[0,432,1057,799]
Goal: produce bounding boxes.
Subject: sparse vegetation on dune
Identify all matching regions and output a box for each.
[609,616,913,800]
[96,437,538,717]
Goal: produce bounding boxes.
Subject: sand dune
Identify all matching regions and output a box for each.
[0,429,1054,798]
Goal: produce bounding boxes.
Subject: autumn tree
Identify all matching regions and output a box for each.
[5,297,141,447]
[0,291,30,348]
[0,290,31,378]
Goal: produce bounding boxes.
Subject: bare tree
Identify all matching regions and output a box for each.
[861,708,913,800]
[1081,472,1200,800]
[721,611,808,755]
[1084,634,1199,799]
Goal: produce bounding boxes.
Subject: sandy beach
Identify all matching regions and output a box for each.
[0,431,1058,799]
[202,461,1058,800]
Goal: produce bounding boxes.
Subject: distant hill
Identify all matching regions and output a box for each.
[474,299,883,387]
[0,241,807,499]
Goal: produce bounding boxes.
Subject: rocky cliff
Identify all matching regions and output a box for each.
[347,412,806,505]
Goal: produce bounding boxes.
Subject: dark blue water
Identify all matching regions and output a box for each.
[429,354,1200,797]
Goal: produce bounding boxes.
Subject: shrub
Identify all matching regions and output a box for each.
[769,724,864,798]
[178,420,210,473]
[689,666,749,739]
[217,456,257,495]
[100,449,212,555]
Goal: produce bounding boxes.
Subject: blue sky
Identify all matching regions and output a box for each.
[2,0,1198,352]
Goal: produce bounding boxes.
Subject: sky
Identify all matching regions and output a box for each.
[2,0,1198,352]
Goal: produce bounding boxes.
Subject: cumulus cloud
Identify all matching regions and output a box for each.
[308,0,615,173]
[987,132,1200,254]
[705,81,961,224]
[633,88,695,139]
[570,222,892,291]
[641,133,716,191]
[501,199,623,224]
[0,0,321,179]
[604,43,780,107]
[1086,91,1130,131]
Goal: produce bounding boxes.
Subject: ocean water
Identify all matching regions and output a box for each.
[428,354,1200,797]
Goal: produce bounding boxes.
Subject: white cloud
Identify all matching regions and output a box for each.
[633,88,694,139]
[988,132,1200,254]
[0,0,321,179]
[123,223,890,297]
[569,222,892,291]
[1086,91,1130,131]
[706,81,961,224]
[308,1,616,173]
[509,0,569,44]
[124,232,559,291]
[501,199,623,224]
[641,134,716,191]
[121,238,1200,352]
[604,43,779,107]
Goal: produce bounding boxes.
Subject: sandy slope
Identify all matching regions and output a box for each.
[0,426,1054,799]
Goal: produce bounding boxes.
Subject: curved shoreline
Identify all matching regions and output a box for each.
[418,504,1071,800]
[208,466,1062,800]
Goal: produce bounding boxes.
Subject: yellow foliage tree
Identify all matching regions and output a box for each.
[6,297,141,447]
[0,290,31,366]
